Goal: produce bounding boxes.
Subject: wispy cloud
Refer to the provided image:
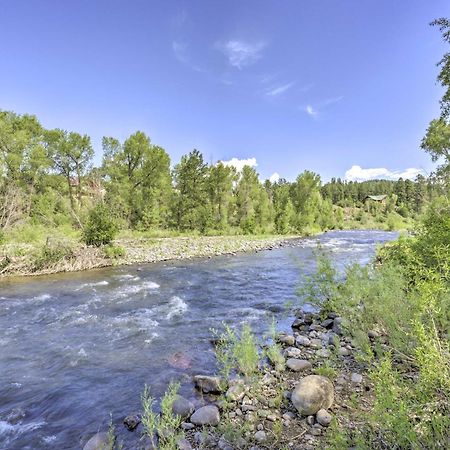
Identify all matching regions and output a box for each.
[221,157,258,172]
[303,95,343,118]
[345,165,424,182]
[216,40,267,69]
[172,40,205,73]
[265,82,295,97]
[305,105,319,118]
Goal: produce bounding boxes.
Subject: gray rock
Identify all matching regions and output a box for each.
[291,375,335,415]
[194,375,223,393]
[284,346,302,358]
[181,422,195,430]
[332,317,343,335]
[177,438,192,450]
[286,358,312,372]
[226,382,246,401]
[254,430,267,443]
[351,373,363,384]
[368,330,379,339]
[194,431,216,446]
[296,335,311,347]
[316,409,332,427]
[316,348,331,358]
[172,396,195,419]
[306,415,315,426]
[278,334,295,346]
[339,347,351,357]
[190,405,220,426]
[321,319,334,329]
[83,432,110,450]
[310,338,323,349]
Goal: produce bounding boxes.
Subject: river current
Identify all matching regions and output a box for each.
[0,230,397,449]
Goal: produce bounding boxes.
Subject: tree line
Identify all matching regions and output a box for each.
[0,109,439,242]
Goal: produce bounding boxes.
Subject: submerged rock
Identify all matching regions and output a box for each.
[123,413,141,431]
[83,432,110,450]
[291,375,334,415]
[190,405,220,426]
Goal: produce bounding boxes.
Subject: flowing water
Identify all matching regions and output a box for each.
[0,230,397,449]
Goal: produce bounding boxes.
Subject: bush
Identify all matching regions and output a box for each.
[82,203,118,247]
[33,240,74,271]
[104,244,125,259]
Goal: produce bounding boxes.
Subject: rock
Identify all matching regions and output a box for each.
[172,396,195,419]
[123,414,141,431]
[368,330,379,339]
[254,430,267,443]
[321,318,334,328]
[83,432,110,450]
[177,438,192,450]
[194,431,216,446]
[328,312,338,319]
[291,318,305,329]
[296,335,311,347]
[194,375,223,393]
[226,381,246,401]
[190,405,220,426]
[283,412,295,420]
[286,358,312,372]
[6,407,26,424]
[332,317,343,335]
[339,347,351,357]
[181,422,195,430]
[284,346,302,358]
[306,415,315,426]
[277,334,295,346]
[316,409,332,427]
[351,373,363,384]
[291,375,335,415]
[316,348,330,358]
[310,338,323,349]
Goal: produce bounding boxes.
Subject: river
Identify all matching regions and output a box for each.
[0,230,397,449]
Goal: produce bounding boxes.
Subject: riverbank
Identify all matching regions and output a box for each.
[0,234,301,278]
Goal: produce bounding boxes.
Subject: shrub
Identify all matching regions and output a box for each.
[33,240,74,271]
[82,203,118,247]
[103,244,125,259]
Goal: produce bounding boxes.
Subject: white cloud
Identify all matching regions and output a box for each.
[265,82,295,97]
[221,157,258,172]
[172,40,205,73]
[216,40,266,69]
[345,165,424,182]
[269,172,280,183]
[305,105,318,117]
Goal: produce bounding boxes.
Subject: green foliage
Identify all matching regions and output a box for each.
[103,244,125,259]
[33,240,74,271]
[141,382,184,450]
[82,203,118,247]
[213,323,260,378]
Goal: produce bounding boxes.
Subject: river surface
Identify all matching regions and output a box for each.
[0,230,397,449]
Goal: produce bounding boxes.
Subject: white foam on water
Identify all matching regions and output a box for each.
[76,280,109,290]
[42,435,57,444]
[166,296,188,319]
[113,309,160,332]
[0,419,46,436]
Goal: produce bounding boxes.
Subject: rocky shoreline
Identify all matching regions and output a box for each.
[0,234,301,278]
[83,307,374,450]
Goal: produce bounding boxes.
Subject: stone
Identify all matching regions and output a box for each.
[194,431,216,446]
[123,414,141,431]
[332,317,343,335]
[181,422,195,430]
[177,438,193,450]
[339,347,351,357]
[316,348,330,358]
[316,409,332,427]
[190,405,220,426]
[310,338,323,349]
[172,396,195,419]
[254,430,267,443]
[194,375,223,393]
[368,330,379,339]
[306,415,315,426]
[291,318,305,328]
[291,375,335,415]
[286,358,312,372]
[278,334,295,346]
[284,347,302,358]
[83,432,109,450]
[296,335,311,347]
[226,382,246,401]
[351,373,363,384]
[321,319,334,329]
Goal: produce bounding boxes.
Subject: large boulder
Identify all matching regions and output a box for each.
[83,432,110,450]
[291,375,334,415]
[193,375,223,393]
[190,405,220,426]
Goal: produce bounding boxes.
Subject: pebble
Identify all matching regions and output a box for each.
[316,409,332,427]
[295,335,311,347]
[254,430,267,443]
[351,372,363,384]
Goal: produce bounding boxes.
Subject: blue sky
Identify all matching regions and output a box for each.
[1,0,449,182]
